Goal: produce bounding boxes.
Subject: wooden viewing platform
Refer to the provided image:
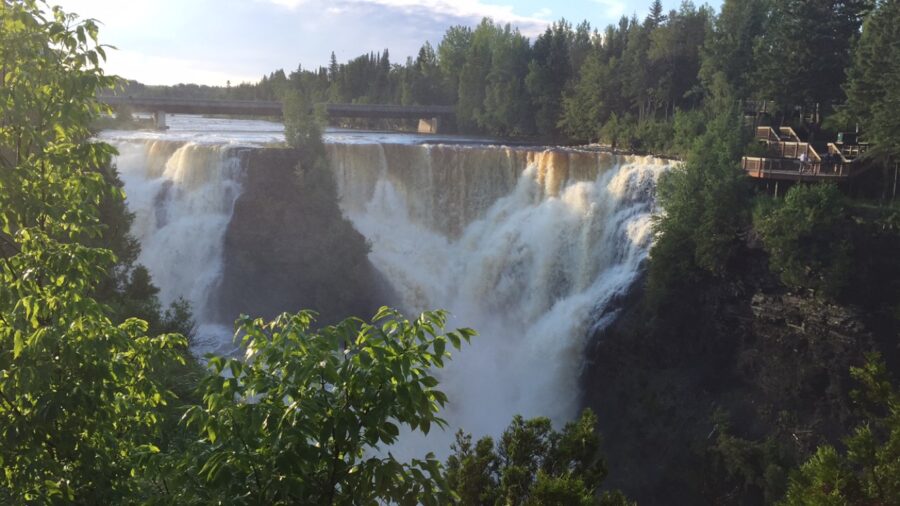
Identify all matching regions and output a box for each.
[742,126,870,182]
[742,157,857,180]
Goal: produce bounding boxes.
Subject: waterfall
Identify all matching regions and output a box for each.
[328,142,672,453]
[108,126,673,456]
[112,140,244,356]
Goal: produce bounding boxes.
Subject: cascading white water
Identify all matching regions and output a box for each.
[103,117,674,458]
[328,142,672,454]
[112,139,243,356]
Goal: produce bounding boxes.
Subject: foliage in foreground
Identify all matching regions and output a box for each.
[3,1,899,504]
[0,5,622,504]
[0,2,187,502]
[447,409,633,506]
[153,308,474,505]
[780,355,900,505]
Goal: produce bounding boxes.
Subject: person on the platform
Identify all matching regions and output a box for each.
[798,152,809,173]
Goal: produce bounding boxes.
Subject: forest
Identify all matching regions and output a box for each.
[2,0,900,504]
[127,0,896,162]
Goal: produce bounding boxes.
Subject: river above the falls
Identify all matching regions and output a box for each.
[99,113,500,146]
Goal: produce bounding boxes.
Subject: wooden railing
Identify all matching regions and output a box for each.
[743,157,782,176]
[756,126,803,143]
[828,142,869,160]
[778,127,801,142]
[745,125,870,181]
[756,126,780,142]
[764,141,820,161]
[742,157,854,179]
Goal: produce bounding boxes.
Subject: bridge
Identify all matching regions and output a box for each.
[98,96,455,133]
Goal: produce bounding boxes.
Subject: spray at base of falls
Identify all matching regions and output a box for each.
[110,132,673,457]
[112,140,244,357]
[328,143,673,455]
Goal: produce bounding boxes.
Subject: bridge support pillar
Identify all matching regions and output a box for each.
[153,110,167,130]
[417,117,441,134]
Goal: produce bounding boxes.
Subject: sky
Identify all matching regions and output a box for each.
[54,0,724,86]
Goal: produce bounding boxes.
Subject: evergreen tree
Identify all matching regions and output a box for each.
[373,48,392,102]
[621,17,653,121]
[842,0,900,162]
[646,0,667,28]
[570,20,594,74]
[482,24,533,136]
[457,19,499,131]
[780,356,900,506]
[447,410,633,505]
[754,0,874,111]
[328,51,339,82]
[437,25,474,103]
[526,20,575,137]
[647,2,712,117]
[560,48,617,142]
[700,0,771,100]
[647,103,751,311]
[407,42,441,105]
[753,184,855,298]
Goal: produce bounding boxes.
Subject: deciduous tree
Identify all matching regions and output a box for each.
[0,2,186,502]
[171,308,474,505]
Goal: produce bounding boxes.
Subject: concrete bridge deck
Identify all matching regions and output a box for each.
[100,96,283,116]
[98,96,455,119]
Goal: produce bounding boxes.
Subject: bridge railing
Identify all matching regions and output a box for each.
[98,96,456,118]
[742,157,855,178]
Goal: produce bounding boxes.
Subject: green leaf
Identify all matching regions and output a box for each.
[13,331,24,358]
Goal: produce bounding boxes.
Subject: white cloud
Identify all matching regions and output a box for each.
[265,0,550,29]
[104,49,259,86]
[261,0,314,7]
[53,0,572,86]
[591,0,628,19]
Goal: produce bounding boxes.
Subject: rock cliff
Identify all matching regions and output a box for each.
[214,148,386,326]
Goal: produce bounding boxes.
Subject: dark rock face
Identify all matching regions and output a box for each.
[213,148,385,326]
[580,255,891,505]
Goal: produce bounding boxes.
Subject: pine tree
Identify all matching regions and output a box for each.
[482,24,532,135]
[328,51,339,82]
[646,0,667,27]
[526,19,575,137]
[842,0,900,161]
[754,0,874,111]
[457,19,497,131]
[437,25,473,104]
[570,20,594,73]
[700,0,771,100]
